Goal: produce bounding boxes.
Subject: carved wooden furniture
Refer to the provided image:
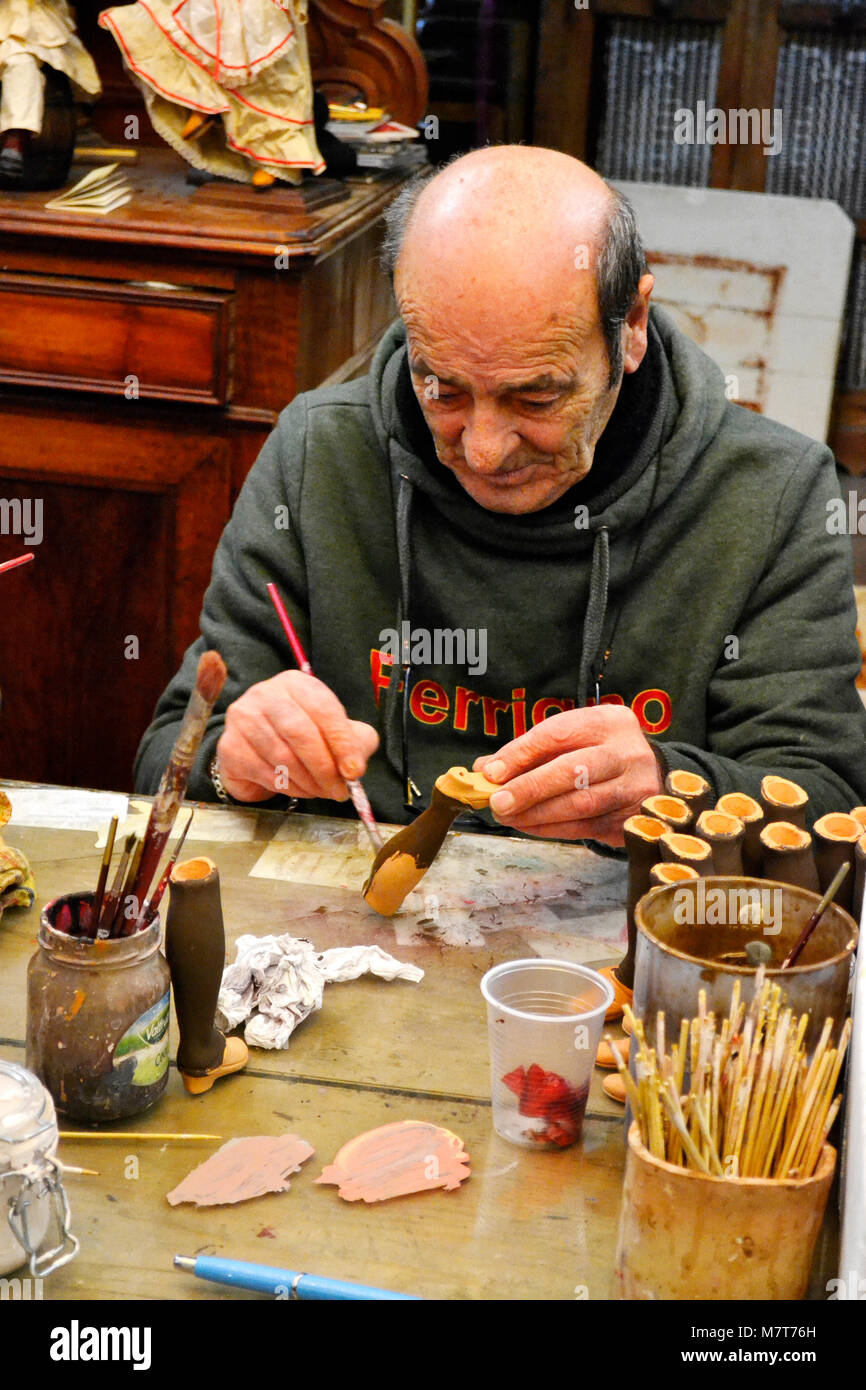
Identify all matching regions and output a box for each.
[0,2,427,792]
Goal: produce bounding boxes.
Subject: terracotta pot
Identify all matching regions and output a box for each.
[760,822,820,894]
[716,793,764,877]
[849,806,866,834]
[633,877,856,1054]
[664,770,712,820]
[615,1122,836,1300]
[812,813,860,916]
[695,809,745,876]
[760,775,809,830]
[660,831,714,876]
[641,794,693,832]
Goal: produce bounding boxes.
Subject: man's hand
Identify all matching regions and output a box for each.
[216,671,379,803]
[473,705,663,846]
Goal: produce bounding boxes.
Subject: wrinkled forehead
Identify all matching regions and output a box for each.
[399,278,604,380]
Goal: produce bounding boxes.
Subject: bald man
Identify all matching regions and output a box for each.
[136,146,866,862]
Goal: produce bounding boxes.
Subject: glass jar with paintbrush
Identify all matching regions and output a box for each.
[25,650,228,1122]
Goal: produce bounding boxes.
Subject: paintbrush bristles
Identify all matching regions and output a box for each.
[196,650,228,706]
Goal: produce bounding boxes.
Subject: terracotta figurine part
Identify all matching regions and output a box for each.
[640,794,693,831]
[854,836,866,924]
[812,813,861,915]
[759,822,820,894]
[715,792,764,877]
[166,856,248,1095]
[362,767,500,917]
[166,1134,314,1207]
[659,831,714,876]
[618,814,668,991]
[649,861,700,886]
[694,809,745,877]
[760,775,809,830]
[315,1121,470,1203]
[664,770,712,819]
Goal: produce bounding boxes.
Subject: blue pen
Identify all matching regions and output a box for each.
[174,1254,421,1301]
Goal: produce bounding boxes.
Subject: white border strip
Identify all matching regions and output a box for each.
[839,898,866,1298]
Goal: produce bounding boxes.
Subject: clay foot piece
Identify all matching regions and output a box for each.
[596,1035,629,1069]
[598,965,633,1023]
[181,1034,249,1096]
[362,767,500,917]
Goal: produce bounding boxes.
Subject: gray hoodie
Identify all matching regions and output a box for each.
[135,306,866,829]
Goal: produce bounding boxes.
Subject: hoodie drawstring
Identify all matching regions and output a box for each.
[577,526,610,709]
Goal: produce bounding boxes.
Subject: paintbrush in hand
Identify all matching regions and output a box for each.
[0,552,34,576]
[121,650,227,934]
[266,582,383,852]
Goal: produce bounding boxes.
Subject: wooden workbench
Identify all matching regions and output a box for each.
[0,788,841,1301]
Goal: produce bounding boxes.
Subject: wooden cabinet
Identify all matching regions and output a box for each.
[0,154,404,791]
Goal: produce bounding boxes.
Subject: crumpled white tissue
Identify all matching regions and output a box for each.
[217,933,424,1049]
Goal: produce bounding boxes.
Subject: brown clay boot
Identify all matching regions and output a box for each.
[166,856,248,1095]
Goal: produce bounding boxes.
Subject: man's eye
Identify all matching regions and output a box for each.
[519,397,558,410]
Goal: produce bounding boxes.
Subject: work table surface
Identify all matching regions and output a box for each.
[0,787,842,1300]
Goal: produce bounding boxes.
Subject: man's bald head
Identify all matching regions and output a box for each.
[382,146,653,515]
[382,146,647,390]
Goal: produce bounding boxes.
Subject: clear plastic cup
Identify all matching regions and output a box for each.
[480,959,614,1150]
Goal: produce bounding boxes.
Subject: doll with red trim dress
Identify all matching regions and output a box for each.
[99,0,324,186]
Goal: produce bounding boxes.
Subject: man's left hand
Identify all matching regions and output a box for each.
[473,705,663,846]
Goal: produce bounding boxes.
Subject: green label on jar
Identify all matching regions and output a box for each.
[113,992,170,1088]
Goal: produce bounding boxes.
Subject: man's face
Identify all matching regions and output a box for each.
[400,289,622,515]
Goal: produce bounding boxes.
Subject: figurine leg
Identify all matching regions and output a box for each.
[166,856,248,1095]
[0,53,45,135]
[180,110,220,141]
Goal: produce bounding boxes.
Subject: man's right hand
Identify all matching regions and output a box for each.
[215,671,379,803]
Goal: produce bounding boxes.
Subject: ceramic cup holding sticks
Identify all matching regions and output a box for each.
[480,960,613,1150]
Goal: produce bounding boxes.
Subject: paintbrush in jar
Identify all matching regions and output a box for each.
[86,815,118,938]
[266,582,383,852]
[782,861,850,969]
[120,650,227,934]
[98,833,137,936]
[137,810,194,929]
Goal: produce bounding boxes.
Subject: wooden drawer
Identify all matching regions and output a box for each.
[0,273,233,405]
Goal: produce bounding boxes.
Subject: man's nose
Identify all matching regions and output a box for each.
[461,405,519,473]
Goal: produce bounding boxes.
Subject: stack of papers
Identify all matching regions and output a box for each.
[45,163,133,215]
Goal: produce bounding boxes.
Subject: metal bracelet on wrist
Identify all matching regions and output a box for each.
[209,754,299,812]
[209,753,232,804]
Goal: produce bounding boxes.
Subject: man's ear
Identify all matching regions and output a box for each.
[622,273,654,375]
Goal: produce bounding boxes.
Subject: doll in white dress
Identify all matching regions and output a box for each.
[99,0,324,186]
[0,0,101,177]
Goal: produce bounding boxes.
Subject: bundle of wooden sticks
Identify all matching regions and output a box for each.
[54,650,226,940]
[610,972,851,1181]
